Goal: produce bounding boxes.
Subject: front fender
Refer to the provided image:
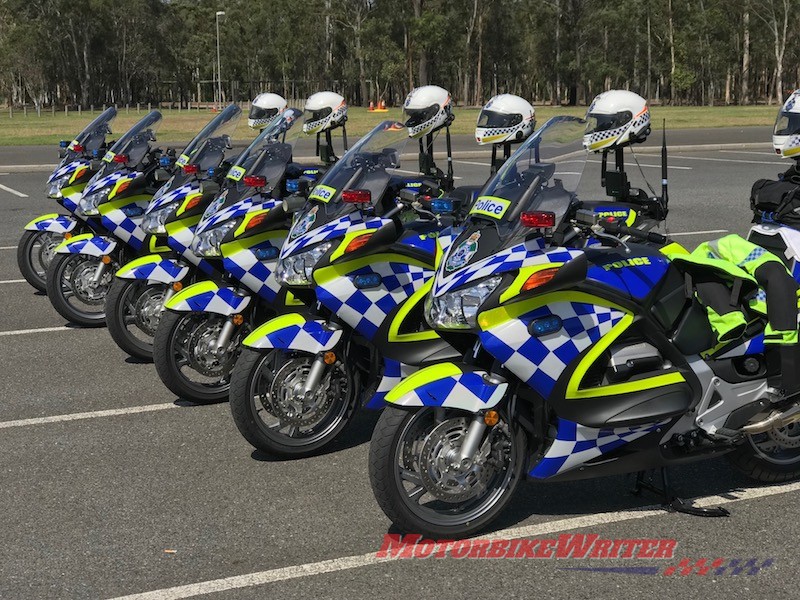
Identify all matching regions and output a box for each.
[116,255,190,284]
[384,362,508,413]
[54,233,117,256]
[24,213,78,234]
[243,314,343,353]
[164,281,251,315]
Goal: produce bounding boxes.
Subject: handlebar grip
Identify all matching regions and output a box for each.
[600,219,668,245]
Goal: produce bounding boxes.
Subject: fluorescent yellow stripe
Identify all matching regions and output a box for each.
[660,242,688,256]
[54,232,95,252]
[313,253,432,286]
[387,278,440,342]
[116,253,164,277]
[25,213,59,228]
[164,280,219,309]
[478,291,626,330]
[385,362,463,402]
[242,313,306,345]
[220,229,286,256]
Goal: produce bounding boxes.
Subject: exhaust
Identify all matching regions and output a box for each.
[741,403,800,435]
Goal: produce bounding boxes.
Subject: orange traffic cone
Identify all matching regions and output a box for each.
[368,101,375,112]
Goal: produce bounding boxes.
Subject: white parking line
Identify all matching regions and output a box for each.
[0,278,26,284]
[672,154,783,166]
[588,160,692,170]
[0,403,178,429]
[0,245,18,250]
[719,150,778,157]
[0,183,28,197]
[108,480,800,600]
[390,168,463,180]
[670,229,728,237]
[0,326,73,336]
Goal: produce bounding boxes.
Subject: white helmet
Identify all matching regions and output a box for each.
[403,85,454,139]
[583,90,650,152]
[248,93,287,130]
[475,94,535,145]
[303,91,348,134]
[773,90,800,158]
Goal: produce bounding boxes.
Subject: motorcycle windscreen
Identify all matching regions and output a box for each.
[442,116,587,271]
[288,120,410,237]
[59,106,118,168]
[88,110,163,186]
[178,104,242,171]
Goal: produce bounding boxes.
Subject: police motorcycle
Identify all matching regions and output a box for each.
[19,107,118,292]
[152,107,333,404]
[44,111,174,327]
[104,104,243,360]
[368,115,800,538]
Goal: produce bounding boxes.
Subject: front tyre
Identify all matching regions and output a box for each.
[230,348,359,458]
[726,423,800,482]
[45,253,114,327]
[153,310,244,404]
[369,406,526,539]
[18,230,63,292]
[106,278,169,361]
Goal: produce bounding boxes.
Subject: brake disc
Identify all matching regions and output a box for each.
[133,286,166,336]
[69,259,109,304]
[185,320,230,377]
[265,356,341,427]
[417,417,496,503]
[768,421,800,449]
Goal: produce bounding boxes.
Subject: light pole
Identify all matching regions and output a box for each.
[215,11,225,109]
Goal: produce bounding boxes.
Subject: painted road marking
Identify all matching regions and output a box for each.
[107,481,800,600]
[0,245,18,250]
[0,326,73,336]
[0,183,28,197]
[719,150,779,157]
[670,229,729,237]
[0,278,27,284]
[390,168,463,180]
[0,403,179,429]
[672,154,783,166]
[588,160,692,170]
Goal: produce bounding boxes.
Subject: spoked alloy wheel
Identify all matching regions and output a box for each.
[230,348,358,457]
[153,310,246,404]
[369,406,526,538]
[18,230,64,292]
[727,420,800,482]
[106,278,168,361]
[45,252,114,327]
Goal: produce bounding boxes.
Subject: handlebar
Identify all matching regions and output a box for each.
[599,218,668,245]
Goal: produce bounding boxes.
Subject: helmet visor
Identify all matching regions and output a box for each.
[775,111,800,136]
[477,110,522,128]
[248,106,279,122]
[586,111,632,135]
[404,105,439,128]
[304,106,333,123]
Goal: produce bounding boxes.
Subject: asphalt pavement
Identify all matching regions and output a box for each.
[0,142,797,599]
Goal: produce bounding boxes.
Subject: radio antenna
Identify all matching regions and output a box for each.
[661,118,669,209]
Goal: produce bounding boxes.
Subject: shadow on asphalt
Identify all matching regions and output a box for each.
[249,410,382,462]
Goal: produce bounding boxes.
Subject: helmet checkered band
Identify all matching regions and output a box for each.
[304,104,347,134]
[585,108,650,151]
[249,114,282,130]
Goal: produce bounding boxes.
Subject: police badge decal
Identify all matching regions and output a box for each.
[445,231,481,272]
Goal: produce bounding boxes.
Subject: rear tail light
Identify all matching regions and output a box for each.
[183,164,200,175]
[112,154,129,164]
[342,189,372,204]
[244,175,267,188]
[520,211,556,228]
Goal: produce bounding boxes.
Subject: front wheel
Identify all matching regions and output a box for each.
[106,278,169,361]
[726,422,800,482]
[17,230,64,292]
[153,310,245,404]
[369,405,526,538]
[45,253,114,327]
[229,347,359,458]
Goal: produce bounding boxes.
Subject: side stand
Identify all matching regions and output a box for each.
[631,468,730,517]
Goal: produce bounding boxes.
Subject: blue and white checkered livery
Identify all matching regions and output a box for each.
[195,197,274,235]
[83,170,127,195]
[367,359,421,408]
[25,214,78,234]
[315,260,433,341]
[530,418,667,478]
[479,300,625,399]
[116,256,191,283]
[223,232,287,301]
[166,282,252,315]
[55,234,117,257]
[147,183,197,213]
[244,316,343,353]
[100,204,147,250]
[280,213,390,259]
[434,237,584,295]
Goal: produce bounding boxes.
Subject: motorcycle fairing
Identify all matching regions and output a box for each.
[313,252,434,342]
[54,233,117,256]
[368,358,424,409]
[221,230,288,302]
[384,362,508,412]
[584,246,673,301]
[116,254,190,283]
[98,178,150,250]
[195,196,260,235]
[529,418,667,479]
[433,237,584,295]
[164,220,216,276]
[164,280,251,315]
[24,213,78,234]
[242,313,343,353]
[280,213,389,259]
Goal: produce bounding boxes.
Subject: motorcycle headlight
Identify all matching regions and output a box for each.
[190,220,238,257]
[46,175,71,199]
[276,242,332,286]
[78,188,110,216]
[426,275,502,330]
[142,202,180,234]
